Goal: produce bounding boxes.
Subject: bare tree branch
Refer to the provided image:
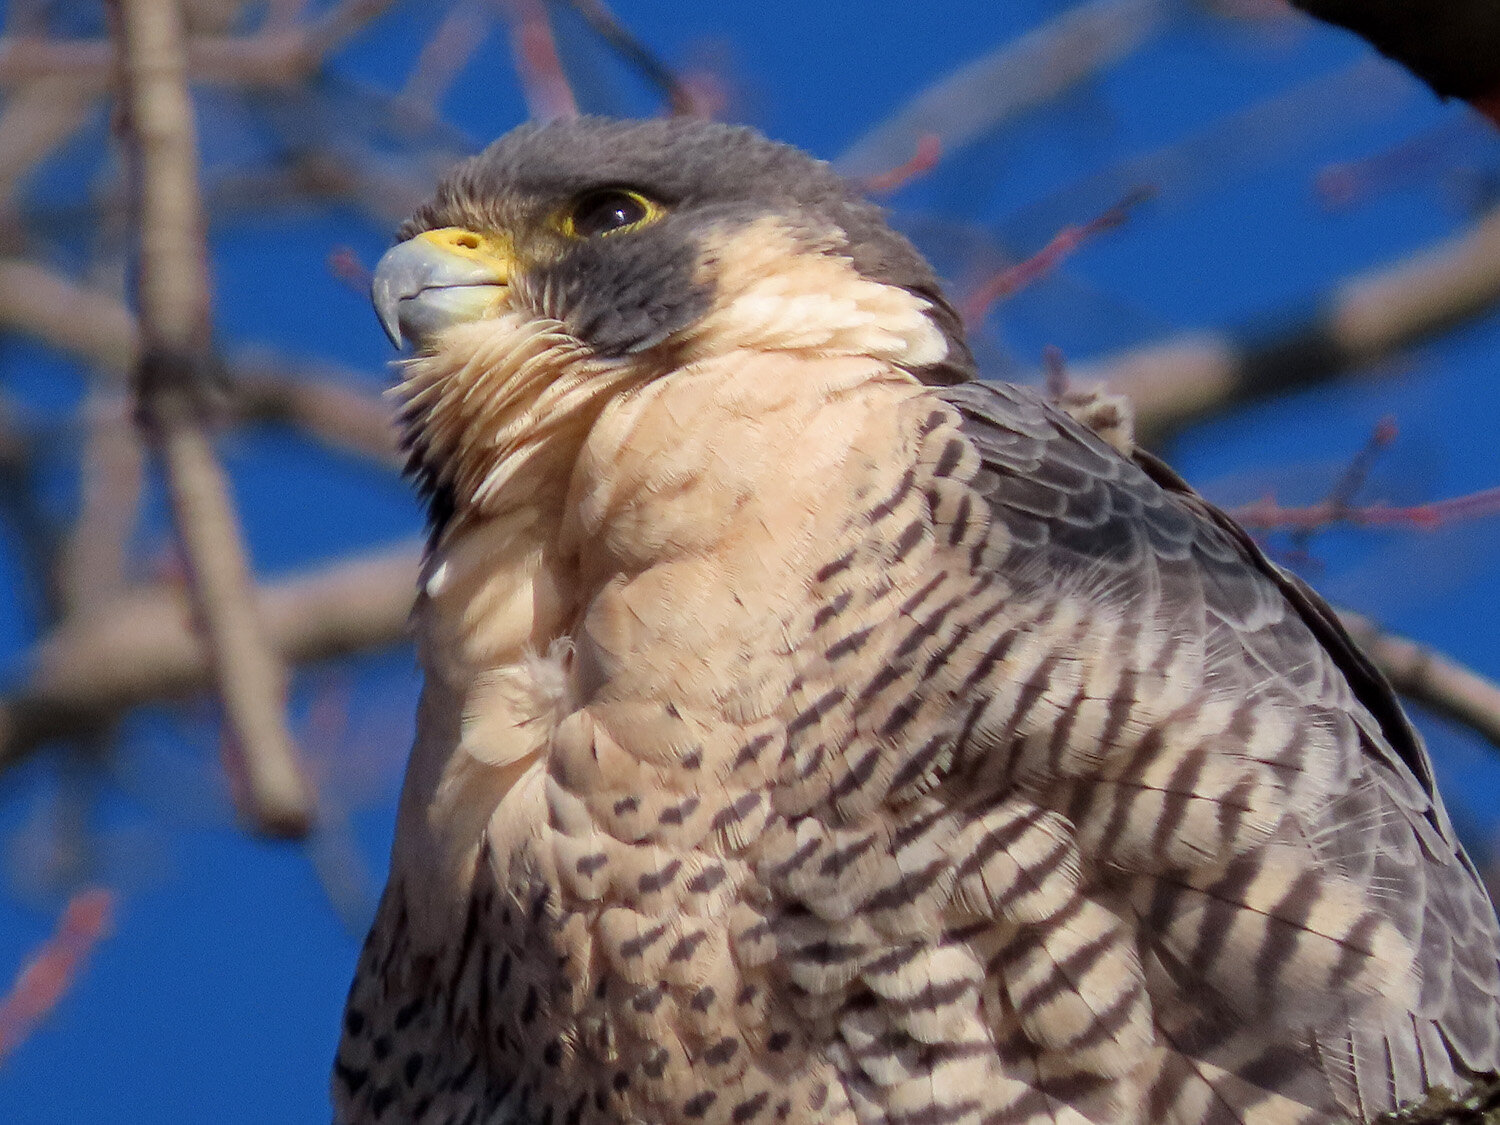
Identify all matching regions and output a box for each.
[1076,203,1500,441]
[835,0,1169,179]
[60,387,145,618]
[114,0,315,838]
[561,0,699,116]
[0,260,400,468]
[0,77,101,214]
[0,258,138,374]
[398,0,489,115]
[0,543,420,773]
[5,538,1497,790]
[962,190,1149,325]
[1341,611,1500,753]
[0,0,398,90]
[229,364,402,467]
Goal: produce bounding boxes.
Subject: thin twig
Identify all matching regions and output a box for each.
[962,189,1150,324]
[497,0,578,121]
[1266,415,1400,556]
[1321,417,1399,514]
[1001,57,1411,247]
[398,0,490,115]
[0,889,113,1064]
[1234,486,1500,534]
[561,0,697,115]
[860,134,943,194]
[113,0,314,838]
[1314,116,1484,212]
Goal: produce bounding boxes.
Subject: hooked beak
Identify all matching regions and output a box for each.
[370,227,514,348]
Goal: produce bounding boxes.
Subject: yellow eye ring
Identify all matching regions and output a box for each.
[560,188,665,239]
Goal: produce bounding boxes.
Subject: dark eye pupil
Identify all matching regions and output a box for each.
[573,191,648,237]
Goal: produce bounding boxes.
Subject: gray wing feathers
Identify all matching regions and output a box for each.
[938,380,1500,1115]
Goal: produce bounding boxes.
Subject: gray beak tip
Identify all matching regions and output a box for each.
[373,293,404,349]
[370,266,407,349]
[369,233,509,352]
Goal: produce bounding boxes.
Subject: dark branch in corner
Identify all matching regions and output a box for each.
[1290,0,1500,124]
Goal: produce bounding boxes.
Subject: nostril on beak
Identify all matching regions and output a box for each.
[370,230,513,349]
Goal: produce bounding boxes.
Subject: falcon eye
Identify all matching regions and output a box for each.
[562,189,662,239]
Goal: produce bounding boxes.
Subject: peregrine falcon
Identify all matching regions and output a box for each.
[334,117,1500,1125]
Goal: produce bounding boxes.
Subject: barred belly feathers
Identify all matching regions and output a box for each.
[334,117,1500,1125]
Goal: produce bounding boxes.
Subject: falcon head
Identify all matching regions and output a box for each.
[372,117,975,530]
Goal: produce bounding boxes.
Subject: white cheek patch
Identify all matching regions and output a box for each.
[691,219,951,372]
[887,299,949,367]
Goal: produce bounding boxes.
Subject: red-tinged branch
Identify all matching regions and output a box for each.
[499,0,578,121]
[1041,345,1137,456]
[1042,345,1070,400]
[1322,415,1397,512]
[962,189,1151,325]
[1233,484,1500,534]
[327,245,372,293]
[0,889,113,1064]
[1315,117,1480,212]
[861,133,942,194]
[399,0,489,115]
[1228,414,1500,539]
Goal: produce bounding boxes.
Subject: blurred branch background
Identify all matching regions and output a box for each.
[0,0,1497,1119]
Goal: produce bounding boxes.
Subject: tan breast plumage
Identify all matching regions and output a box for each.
[335,332,1500,1125]
[334,117,1500,1125]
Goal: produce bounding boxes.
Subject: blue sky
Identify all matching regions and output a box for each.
[1,1,1498,1120]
